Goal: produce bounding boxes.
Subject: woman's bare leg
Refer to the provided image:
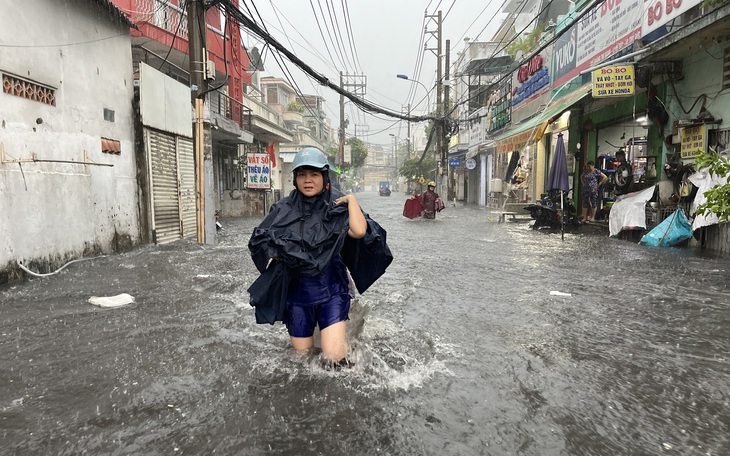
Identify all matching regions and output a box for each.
[320,321,348,362]
[290,336,314,351]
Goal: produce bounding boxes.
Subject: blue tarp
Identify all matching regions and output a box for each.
[639,208,693,247]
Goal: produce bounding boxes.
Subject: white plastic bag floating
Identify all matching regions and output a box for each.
[550,291,572,297]
[88,293,135,308]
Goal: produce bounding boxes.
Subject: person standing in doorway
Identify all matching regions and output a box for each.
[580,161,608,222]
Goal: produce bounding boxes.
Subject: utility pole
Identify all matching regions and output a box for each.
[339,71,345,172]
[338,73,366,182]
[436,11,443,196]
[188,0,208,244]
[406,103,411,159]
[444,39,451,200]
[426,10,444,196]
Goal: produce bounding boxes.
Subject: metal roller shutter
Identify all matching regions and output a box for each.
[177,137,196,240]
[147,129,182,244]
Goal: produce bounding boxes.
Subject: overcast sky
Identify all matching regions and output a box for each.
[243,1,507,148]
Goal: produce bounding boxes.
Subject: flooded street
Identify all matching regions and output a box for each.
[1,191,729,455]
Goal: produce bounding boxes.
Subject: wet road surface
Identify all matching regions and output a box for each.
[1,191,729,455]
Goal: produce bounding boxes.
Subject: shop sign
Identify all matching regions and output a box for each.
[512,53,551,109]
[449,159,461,167]
[680,124,707,159]
[592,65,635,97]
[466,158,477,170]
[644,0,703,36]
[553,0,643,87]
[496,129,535,155]
[467,106,488,145]
[246,153,271,189]
[488,84,512,133]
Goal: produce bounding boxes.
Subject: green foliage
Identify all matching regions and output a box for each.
[694,148,730,223]
[704,0,728,7]
[287,101,304,113]
[345,137,368,170]
[400,156,436,183]
[506,25,544,59]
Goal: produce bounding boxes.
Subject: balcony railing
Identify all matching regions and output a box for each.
[133,0,188,40]
[210,91,251,131]
[243,96,284,127]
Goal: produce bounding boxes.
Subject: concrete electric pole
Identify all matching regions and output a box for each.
[444,39,451,199]
[188,0,210,244]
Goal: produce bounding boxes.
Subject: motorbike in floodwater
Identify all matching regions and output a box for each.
[523,190,581,231]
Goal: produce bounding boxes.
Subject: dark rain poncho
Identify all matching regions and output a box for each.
[247,186,392,324]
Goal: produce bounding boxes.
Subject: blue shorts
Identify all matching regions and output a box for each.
[285,293,351,338]
[285,256,351,338]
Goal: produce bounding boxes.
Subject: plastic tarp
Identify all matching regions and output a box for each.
[608,186,656,237]
[639,208,693,246]
[688,166,728,230]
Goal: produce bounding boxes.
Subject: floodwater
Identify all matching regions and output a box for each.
[1,191,729,456]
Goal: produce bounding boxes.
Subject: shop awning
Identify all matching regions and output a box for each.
[465,141,495,159]
[280,152,297,163]
[494,84,592,154]
[449,148,469,158]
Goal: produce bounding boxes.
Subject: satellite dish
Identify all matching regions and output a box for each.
[249,47,264,71]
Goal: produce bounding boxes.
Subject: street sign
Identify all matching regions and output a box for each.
[449,159,461,167]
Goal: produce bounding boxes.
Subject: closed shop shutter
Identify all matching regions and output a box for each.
[147,129,182,244]
[177,137,196,240]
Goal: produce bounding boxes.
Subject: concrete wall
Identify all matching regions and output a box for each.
[0,0,139,283]
[666,41,730,142]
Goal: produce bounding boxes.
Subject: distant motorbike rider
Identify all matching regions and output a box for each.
[416,181,441,219]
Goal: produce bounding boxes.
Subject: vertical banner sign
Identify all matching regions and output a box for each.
[592,65,635,97]
[680,125,707,159]
[247,153,271,189]
[343,145,351,163]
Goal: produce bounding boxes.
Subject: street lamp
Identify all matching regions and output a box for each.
[396,74,431,112]
[389,134,399,190]
[397,74,431,163]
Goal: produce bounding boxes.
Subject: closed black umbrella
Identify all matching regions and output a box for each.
[546,133,570,239]
[505,150,521,183]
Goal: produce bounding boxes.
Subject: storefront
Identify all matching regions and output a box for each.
[493,84,592,204]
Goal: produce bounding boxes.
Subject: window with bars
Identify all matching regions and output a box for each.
[218,147,246,190]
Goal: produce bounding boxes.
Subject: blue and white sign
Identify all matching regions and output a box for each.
[449,159,461,167]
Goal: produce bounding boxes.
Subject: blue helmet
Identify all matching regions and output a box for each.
[292,147,329,171]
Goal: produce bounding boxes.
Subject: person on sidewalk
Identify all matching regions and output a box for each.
[247,147,392,365]
[580,161,608,222]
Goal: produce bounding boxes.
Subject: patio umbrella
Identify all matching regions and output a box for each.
[546,132,570,239]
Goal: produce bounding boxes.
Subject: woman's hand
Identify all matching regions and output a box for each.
[335,195,354,206]
[336,195,367,239]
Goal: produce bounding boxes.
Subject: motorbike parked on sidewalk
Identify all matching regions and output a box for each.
[523,190,581,231]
